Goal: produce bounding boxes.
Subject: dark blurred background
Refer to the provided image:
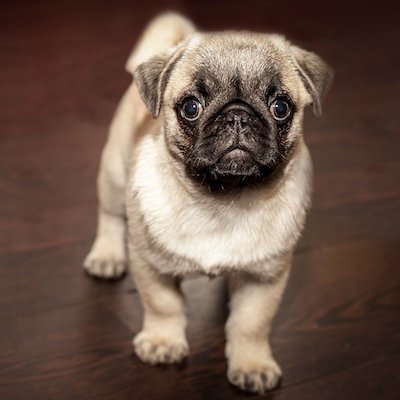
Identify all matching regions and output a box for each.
[1,1,399,399]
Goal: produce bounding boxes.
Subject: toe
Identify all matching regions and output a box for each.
[228,365,282,394]
[83,257,126,280]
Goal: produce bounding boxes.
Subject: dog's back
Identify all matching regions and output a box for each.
[83,13,194,279]
[125,13,195,75]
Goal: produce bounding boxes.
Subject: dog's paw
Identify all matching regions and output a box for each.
[133,331,189,365]
[227,359,282,394]
[83,255,127,280]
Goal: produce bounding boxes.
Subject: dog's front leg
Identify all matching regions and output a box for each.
[225,258,290,394]
[131,256,189,364]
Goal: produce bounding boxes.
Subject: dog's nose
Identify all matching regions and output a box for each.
[222,102,254,133]
[225,110,250,124]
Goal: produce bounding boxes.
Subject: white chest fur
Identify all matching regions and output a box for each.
[130,135,312,273]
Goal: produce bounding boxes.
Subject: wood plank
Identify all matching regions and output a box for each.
[0,241,134,323]
[0,302,201,400]
[270,355,400,400]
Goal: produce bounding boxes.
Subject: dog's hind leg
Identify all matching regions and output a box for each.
[84,84,148,279]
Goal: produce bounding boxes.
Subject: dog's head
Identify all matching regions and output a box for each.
[134,32,333,190]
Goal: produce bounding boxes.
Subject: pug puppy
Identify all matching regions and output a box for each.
[84,12,332,394]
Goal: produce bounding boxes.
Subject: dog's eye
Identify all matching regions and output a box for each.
[270,99,291,122]
[181,98,202,121]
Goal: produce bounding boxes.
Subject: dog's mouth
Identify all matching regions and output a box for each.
[213,147,263,177]
[186,146,278,190]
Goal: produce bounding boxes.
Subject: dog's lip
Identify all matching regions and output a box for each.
[217,146,252,161]
[221,148,248,158]
[212,147,261,178]
[185,146,270,176]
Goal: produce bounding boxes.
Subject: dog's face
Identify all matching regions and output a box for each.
[135,32,333,190]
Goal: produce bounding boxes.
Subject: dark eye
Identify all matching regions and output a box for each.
[270,99,291,121]
[181,98,202,121]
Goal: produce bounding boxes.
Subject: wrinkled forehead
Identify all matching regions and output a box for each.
[168,32,301,100]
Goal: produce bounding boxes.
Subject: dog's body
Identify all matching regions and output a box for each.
[84,13,332,394]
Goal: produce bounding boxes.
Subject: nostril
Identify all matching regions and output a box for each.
[226,112,250,131]
[239,114,249,124]
[226,110,250,124]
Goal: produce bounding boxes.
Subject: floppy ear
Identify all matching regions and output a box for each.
[133,46,185,118]
[290,45,334,116]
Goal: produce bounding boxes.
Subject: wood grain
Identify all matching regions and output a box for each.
[0,0,399,399]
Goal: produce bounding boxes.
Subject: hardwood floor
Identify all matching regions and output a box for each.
[1,1,399,399]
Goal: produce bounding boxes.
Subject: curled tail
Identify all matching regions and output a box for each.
[125,12,195,75]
